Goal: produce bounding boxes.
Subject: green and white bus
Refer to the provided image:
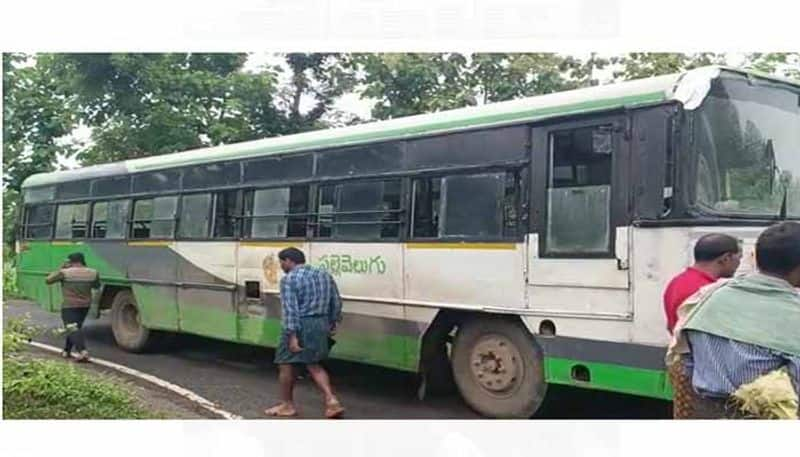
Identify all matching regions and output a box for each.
[16,66,800,418]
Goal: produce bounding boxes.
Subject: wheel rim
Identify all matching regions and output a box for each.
[469,334,523,396]
[119,302,141,335]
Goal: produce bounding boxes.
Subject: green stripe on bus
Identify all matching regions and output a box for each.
[544,357,673,401]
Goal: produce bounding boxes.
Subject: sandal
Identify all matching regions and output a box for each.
[264,403,298,417]
[324,399,345,419]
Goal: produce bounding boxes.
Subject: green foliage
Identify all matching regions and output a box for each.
[3,249,20,298]
[3,187,20,250]
[744,53,800,80]
[3,357,156,419]
[2,316,156,419]
[349,53,474,120]
[2,316,37,354]
[349,53,607,120]
[467,53,607,104]
[2,53,78,191]
[44,53,283,165]
[611,53,725,80]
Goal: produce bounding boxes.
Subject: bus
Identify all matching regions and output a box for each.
[16,66,800,418]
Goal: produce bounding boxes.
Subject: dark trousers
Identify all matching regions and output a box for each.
[61,307,89,353]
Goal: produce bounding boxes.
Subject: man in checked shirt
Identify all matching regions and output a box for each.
[264,247,345,418]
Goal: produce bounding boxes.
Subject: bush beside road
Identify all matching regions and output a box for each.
[2,314,209,419]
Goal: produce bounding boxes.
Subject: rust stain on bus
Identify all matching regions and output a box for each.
[262,254,280,287]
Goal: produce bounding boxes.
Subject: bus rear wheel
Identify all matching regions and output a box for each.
[451,317,546,418]
[110,290,153,352]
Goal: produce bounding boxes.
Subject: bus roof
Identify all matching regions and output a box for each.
[20,65,798,189]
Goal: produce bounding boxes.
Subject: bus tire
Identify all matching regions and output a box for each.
[110,290,153,353]
[451,317,546,418]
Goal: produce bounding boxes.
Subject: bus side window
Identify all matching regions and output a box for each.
[178,193,212,239]
[545,126,613,255]
[91,199,130,239]
[213,191,240,238]
[131,196,178,239]
[244,186,309,239]
[23,204,55,239]
[315,180,401,240]
[55,203,89,239]
[411,171,517,239]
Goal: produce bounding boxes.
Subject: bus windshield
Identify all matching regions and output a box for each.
[693,73,800,218]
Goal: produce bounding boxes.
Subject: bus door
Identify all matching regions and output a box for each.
[175,192,238,340]
[527,116,632,319]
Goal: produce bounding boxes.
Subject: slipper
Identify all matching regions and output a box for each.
[324,400,345,419]
[264,404,298,417]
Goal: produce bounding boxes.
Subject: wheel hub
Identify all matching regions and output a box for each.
[120,303,141,333]
[470,336,520,393]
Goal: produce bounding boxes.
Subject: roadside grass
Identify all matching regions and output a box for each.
[2,316,160,419]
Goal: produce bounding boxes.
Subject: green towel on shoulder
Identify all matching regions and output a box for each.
[683,273,800,357]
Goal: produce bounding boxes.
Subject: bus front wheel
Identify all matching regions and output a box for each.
[451,317,547,418]
[110,290,153,352]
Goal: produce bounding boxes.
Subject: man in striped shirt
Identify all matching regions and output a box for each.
[45,253,100,362]
[264,247,344,418]
[678,222,800,418]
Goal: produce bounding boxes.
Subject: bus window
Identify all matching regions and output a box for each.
[132,170,180,193]
[91,200,130,239]
[315,180,401,240]
[213,191,240,238]
[412,171,517,239]
[244,186,309,239]
[23,204,54,239]
[183,163,240,189]
[545,126,613,255]
[131,196,178,239]
[411,178,441,237]
[178,193,212,238]
[55,203,89,239]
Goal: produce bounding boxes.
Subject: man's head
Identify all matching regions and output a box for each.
[67,252,86,266]
[693,233,742,278]
[755,222,800,287]
[277,247,306,273]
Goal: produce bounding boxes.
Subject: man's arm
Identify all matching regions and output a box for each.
[92,272,101,289]
[45,269,63,285]
[785,355,800,401]
[279,276,300,334]
[328,276,342,327]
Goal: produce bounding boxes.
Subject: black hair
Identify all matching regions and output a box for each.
[694,233,741,262]
[756,222,800,276]
[277,247,306,264]
[68,252,86,266]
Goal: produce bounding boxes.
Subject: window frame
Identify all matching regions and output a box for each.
[53,202,91,240]
[90,198,133,240]
[211,189,243,240]
[311,177,406,242]
[176,191,214,240]
[408,167,525,242]
[129,194,181,240]
[22,204,55,240]
[531,114,630,259]
[241,185,312,240]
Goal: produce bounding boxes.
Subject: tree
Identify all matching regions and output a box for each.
[3,53,78,248]
[467,53,607,104]
[348,53,474,120]
[743,53,800,80]
[611,53,725,80]
[43,53,290,165]
[277,53,358,131]
[349,53,605,120]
